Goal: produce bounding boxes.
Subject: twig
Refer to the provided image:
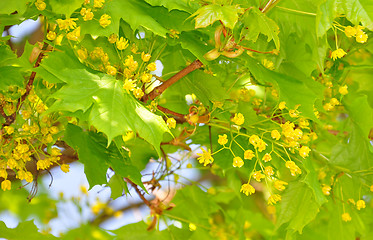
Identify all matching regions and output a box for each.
[142,59,203,102]
[125,178,151,207]
[157,105,186,123]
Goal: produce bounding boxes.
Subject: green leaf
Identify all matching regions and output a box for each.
[243,55,323,121]
[49,0,83,17]
[64,124,144,190]
[112,221,171,240]
[63,224,114,240]
[40,50,170,155]
[0,0,29,14]
[0,220,58,240]
[0,66,24,90]
[302,158,328,206]
[108,174,128,199]
[179,31,211,65]
[327,204,355,240]
[80,0,169,37]
[191,4,243,29]
[276,182,320,233]
[317,0,373,36]
[144,0,199,14]
[242,8,280,49]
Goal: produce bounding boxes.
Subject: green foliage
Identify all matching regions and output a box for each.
[0,0,373,239]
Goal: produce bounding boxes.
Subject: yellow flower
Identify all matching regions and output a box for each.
[244,150,254,160]
[61,164,70,173]
[99,14,111,28]
[356,200,366,210]
[123,79,136,92]
[249,134,260,146]
[124,55,138,71]
[94,0,105,8]
[196,148,214,166]
[83,9,94,21]
[4,126,14,135]
[116,37,129,50]
[279,101,286,110]
[77,48,88,60]
[106,65,117,76]
[370,185,373,192]
[47,31,56,40]
[147,62,157,71]
[285,161,302,176]
[35,0,46,11]
[256,139,266,152]
[57,18,77,31]
[55,34,64,45]
[167,118,176,129]
[141,52,151,62]
[231,113,244,125]
[274,180,288,191]
[189,223,197,231]
[218,134,228,145]
[356,28,368,43]
[330,98,339,106]
[141,73,152,83]
[240,182,255,196]
[341,212,351,222]
[323,102,334,111]
[80,185,88,194]
[267,194,281,205]
[66,26,81,41]
[1,180,11,191]
[25,171,33,183]
[108,34,118,44]
[252,170,265,182]
[233,156,244,168]
[344,26,356,37]
[262,153,272,162]
[331,48,347,61]
[299,146,311,158]
[289,109,299,118]
[271,130,281,140]
[322,185,331,196]
[133,88,144,99]
[298,118,309,128]
[264,166,274,176]
[51,148,61,156]
[339,85,348,95]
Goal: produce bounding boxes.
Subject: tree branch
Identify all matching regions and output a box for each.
[157,105,186,123]
[142,59,203,102]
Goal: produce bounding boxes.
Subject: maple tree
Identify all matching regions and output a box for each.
[0,0,373,239]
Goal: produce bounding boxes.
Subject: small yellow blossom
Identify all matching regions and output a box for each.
[167,118,176,129]
[57,18,77,31]
[189,223,197,231]
[356,27,368,43]
[322,185,331,196]
[347,199,355,205]
[299,146,311,158]
[218,134,228,145]
[267,194,281,205]
[342,212,351,222]
[274,180,288,191]
[140,73,152,83]
[123,79,136,92]
[271,130,281,140]
[106,65,117,76]
[94,0,105,8]
[141,52,151,62]
[244,150,254,160]
[256,139,266,152]
[147,62,157,71]
[1,180,11,191]
[77,48,88,60]
[298,118,309,128]
[279,101,286,110]
[356,200,366,210]
[289,109,299,118]
[249,134,260,146]
[262,153,272,162]
[370,185,373,192]
[331,48,347,61]
[55,34,64,45]
[116,37,129,50]
[4,126,14,135]
[108,34,118,44]
[66,26,81,41]
[124,55,138,71]
[339,85,348,95]
[330,98,339,106]
[233,156,244,168]
[232,113,244,125]
[285,161,302,176]
[323,102,334,111]
[61,164,70,173]
[35,0,46,11]
[83,9,94,21]
[344,26,356,37]
[47,31,56,41]
[133,88,144,99]
[80,185,88,194]
[240,182,255,196]
[264,166,274,176]
[99,14,111,28]
[252,170,265,182]
[262,59,275,70]
[196,148,214,166]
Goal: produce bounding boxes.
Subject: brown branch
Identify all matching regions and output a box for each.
[2,42,48,127]
[157,105,186,123]
[142,59,203,102]
[125,178,151,207]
